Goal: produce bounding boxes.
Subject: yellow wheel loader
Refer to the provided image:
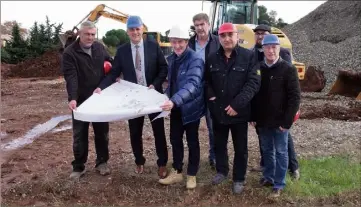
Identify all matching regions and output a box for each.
[204,0,305,80]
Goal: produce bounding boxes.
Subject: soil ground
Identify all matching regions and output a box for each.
[1,77,360,206]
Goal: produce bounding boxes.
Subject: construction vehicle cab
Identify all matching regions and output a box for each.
[59,4,172,56]
[204,0,305,80]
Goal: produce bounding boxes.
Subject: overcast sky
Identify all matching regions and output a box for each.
[1,1,326,38]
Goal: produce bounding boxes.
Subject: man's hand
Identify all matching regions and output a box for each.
[148,84,155,89]
[116,77,121,82]
[68,100,77,111]
[209,97,216,101]
[160,100,174,111]
[225,105,238,116]
[279,126,287,132]
[93,87,102,94]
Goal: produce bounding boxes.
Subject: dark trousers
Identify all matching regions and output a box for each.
[128,113,168,167]
[257,127,299,172]
[170,109,200,176]
[72,113,109,172]
[214,122,248,182]
[205,108,215,162]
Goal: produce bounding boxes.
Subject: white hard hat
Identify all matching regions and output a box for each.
[168,24,189,39]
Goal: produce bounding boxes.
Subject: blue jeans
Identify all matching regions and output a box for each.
[205,108,215,162]
[258,127,289,190]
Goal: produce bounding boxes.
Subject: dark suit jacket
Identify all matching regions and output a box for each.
[99,39,168,93]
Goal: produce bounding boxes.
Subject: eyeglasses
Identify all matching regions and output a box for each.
[255,32,266,36]
[219,32,237,38]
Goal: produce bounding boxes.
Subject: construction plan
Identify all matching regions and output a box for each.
[73,80,170,122]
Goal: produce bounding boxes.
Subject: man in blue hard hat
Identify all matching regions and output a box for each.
[97,15,169,179]
[251,34,301,198]
[250,24,301,181]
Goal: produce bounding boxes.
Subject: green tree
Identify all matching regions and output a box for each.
[4,22,30,63]
[258,5,288,28]
[102,29,129,47]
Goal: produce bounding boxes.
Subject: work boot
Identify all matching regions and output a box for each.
[290,169,300,180]
[69,169,86,180]
[268,189,282,198]
[158,168,183,185]
[212,173,227,185]
[186,176,197,189]
[232,182,245,194]
[95,163,111,176]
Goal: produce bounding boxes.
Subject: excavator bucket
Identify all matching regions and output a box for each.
[59,33,69,48]
[58,30,78,49]
[328,70,361,99]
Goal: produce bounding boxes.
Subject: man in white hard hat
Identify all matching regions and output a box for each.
[159,24,205,190]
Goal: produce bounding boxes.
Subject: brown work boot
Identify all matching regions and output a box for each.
[135,165,144,174]
[95,163,110,176]
[158,166,168,179]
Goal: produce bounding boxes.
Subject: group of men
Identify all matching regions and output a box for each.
[62,12,301,198]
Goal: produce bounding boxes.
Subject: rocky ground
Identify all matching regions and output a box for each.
[1,76,360,206]
[283,1,361,91]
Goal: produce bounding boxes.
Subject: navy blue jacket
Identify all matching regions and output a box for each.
[165,47,206,125]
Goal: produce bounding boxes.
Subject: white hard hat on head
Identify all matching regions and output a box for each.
[168,24,189,39]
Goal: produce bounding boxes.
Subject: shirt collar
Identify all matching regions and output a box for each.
[131,38,143,48]
[264,57,280,67]
[195,35,209,44]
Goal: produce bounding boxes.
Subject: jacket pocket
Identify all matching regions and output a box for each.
[230,64,247,86]
[269,76,284,91]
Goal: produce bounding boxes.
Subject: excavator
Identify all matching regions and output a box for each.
[59,4,172,56]
[203,0,306,80]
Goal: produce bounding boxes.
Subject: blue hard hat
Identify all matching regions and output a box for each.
[262,34,280,45]
[126,16,143,29]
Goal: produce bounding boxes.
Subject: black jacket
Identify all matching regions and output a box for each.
[62,39,113,103]
[252,58,301,129]
[99,39,168,94]
[188,33,220,66]
[205,45,261,124]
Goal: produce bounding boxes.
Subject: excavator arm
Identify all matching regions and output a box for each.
[59,4,149,47]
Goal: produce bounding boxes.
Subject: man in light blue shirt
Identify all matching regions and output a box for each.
[188,13,220,169]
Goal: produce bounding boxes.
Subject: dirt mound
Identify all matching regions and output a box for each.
[301,102,361,121]
[6,50,62,78]
[1,63,15,78]
[300,65,326,92]
[283,1,361,91]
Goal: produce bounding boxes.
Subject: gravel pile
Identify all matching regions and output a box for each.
[283,1,361,91]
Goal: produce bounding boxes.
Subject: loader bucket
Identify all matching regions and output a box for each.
[328,69,361,98]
